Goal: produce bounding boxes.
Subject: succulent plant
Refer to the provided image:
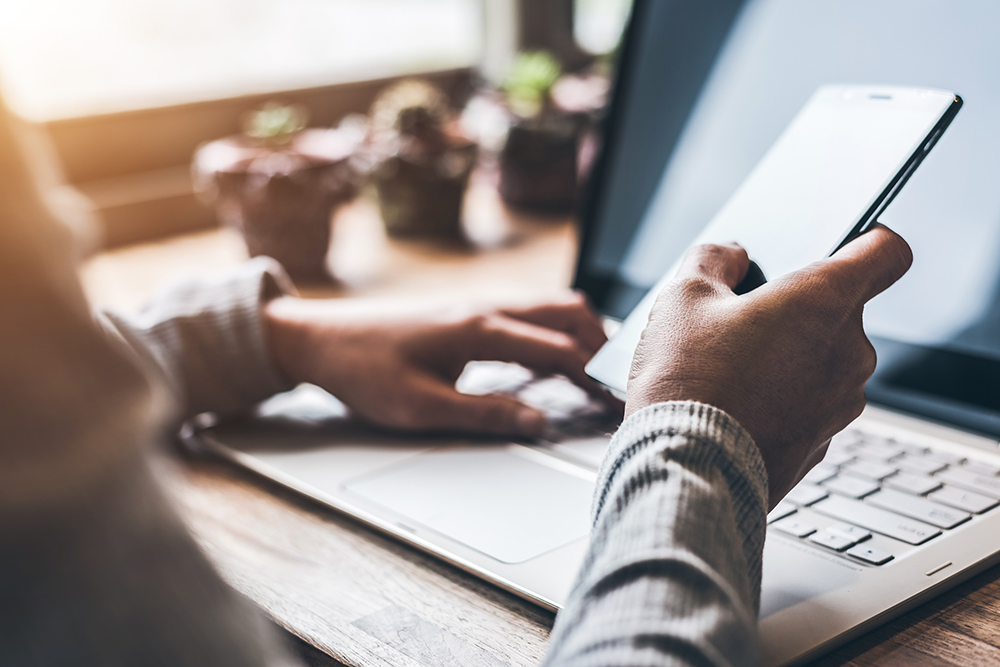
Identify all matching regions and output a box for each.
[243,101,308,147]
[369,79,452,149]
[502,51,563,118]
[367,78,477,238]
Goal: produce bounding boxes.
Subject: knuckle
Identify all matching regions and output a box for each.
[695,243,729,258]
[546,334,586,369]
[674,276,718,300]
[799,264,855,312]
[849,391,867,422]
[463,312,494,335]
[386,398,431,429]
[550,330,579,353]
[483,401,516,427]
[383,402,414,428]
[845,334,877,382]
[860,338,878,378]
[566,290,588,308]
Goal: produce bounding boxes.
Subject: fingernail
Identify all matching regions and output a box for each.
[516,408,546,436]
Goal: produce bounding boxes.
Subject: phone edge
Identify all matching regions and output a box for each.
[830,94,964,254]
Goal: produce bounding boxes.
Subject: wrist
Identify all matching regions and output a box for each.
[263,296,316,387]
[626,371,728,420]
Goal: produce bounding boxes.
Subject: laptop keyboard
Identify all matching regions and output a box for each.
[458,362,1000,567]
[769,429,1000,565]
[456,361,621,443]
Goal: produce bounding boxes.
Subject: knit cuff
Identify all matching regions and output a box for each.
[213,256,299,411]
[604,401,769,513]
[101,256,298,420]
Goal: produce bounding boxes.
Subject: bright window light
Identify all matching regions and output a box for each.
[574,0,632,55]
[0,0,482,121]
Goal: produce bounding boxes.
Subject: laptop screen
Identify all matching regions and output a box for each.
[577,0,1000,437]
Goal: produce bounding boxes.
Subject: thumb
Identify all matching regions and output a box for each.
[409,375,547,437]
[823,224,913,303]
[673,242,751,293]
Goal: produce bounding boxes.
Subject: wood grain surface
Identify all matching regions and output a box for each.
[168,456,554,667]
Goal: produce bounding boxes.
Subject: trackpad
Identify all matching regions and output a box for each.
[344,447,594,564]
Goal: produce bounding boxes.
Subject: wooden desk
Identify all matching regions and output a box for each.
[82,184,1000,667]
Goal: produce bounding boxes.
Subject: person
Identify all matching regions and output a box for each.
[0,86,911,667]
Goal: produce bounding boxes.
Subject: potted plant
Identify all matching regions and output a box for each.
[496,51,585,214]
[192,102,362,281]
[367,80,478,239]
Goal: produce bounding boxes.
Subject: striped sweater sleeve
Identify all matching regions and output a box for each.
[99,256,296,421]
[543,401,769,667]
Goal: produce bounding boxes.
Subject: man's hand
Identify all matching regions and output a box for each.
[628,224,913,509]
[264,292,614,437]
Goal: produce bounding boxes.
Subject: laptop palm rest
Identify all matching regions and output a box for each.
[344,447,594,564]
[760,537,861,619]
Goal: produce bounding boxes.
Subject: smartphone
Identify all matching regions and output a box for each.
[587,84,963,394]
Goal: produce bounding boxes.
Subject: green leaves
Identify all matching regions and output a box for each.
[244,102,307,146]
[502,51,563,118]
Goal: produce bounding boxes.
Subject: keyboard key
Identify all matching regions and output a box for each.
[809,529,855,551]
[928,486,999,514]
[802,464,838,485]
[841,459,898,481]
[811,495,941,544]
[925,450,965,465]
[963,460,1000,476]
[882,471,942,496]
[863,435,899,448]
[895,441,929,456]
[772,518,816,538]
[895,454,948,476]
[767,502,797,523]
[822,450,856,467]
[823,474,880,499]
[853,441,904,463]
[866,489,970,529]
[786,484,829,506]
[936,468,1000,499]
[828,523,872,543]
[847,544,894,565]
[829,431,863,450]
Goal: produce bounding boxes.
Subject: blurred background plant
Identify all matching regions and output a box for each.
[491,50,606,214]
[501,51,563,119]
[0,0,632,254]
[366,79,477,239]
[193,101,362,281]
[243,102,308,147]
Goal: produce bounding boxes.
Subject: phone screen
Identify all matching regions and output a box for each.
[588,85,960,393]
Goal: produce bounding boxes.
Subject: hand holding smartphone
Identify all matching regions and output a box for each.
[587,84,962,393]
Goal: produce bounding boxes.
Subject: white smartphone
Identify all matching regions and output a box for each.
[587,84,962,394]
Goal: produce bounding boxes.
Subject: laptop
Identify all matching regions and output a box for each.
[186,1,1000,664]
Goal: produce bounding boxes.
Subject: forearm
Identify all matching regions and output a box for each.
[101,257,297,422]
[544,402,769,667]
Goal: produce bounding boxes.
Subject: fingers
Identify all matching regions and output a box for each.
[393,374,548,437]
[823,224,913,303]
[673,243,751,293]
[499,292,607,356]
[465,313,609,399]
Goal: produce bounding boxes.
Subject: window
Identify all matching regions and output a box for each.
[0,0,483,122]
[574,0,632,55]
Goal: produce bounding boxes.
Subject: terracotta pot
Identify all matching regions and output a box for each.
[498,114,583,213]
[193,129,360,280]
[372,140,477,238]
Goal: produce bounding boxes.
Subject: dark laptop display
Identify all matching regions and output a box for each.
[575,0,1000,437]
